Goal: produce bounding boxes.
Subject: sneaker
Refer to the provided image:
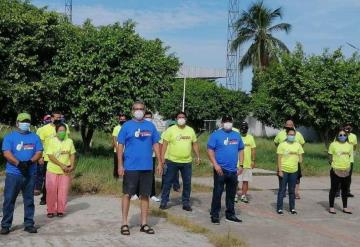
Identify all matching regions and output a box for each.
[57,213,64,217]
[24,226,37,233]
[234,194,238,203]
[131,195,139,201]
[159,204,168,210]
[0,228,10,235]
[277,210,284,215]
[225,215,242,223]
[240,195,249,203]
[47,213,55,218]
[182,205,192,212]
[347,193,354,198]
[39,199,46,205]
[151,196,160,202]
[211,217,220,225]
[290,209,297,215]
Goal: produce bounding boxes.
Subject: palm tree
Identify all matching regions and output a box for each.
[231,1,291,71]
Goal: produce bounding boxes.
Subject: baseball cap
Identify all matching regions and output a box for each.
[221,115,233,123]
[17,113,31,122]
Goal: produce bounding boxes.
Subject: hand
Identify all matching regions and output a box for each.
[17,161,29,176]
[195,157,201,166]
[214,164,223,176]
[156,165,163,176]
[38,158,44,165]
[251,161,256,169]
[118,166,125,177]
[278,170,283,178]
[237,167,243,176]
[61,165,70,173]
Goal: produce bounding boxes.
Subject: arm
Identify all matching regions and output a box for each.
[207,148,223,176]
[192,142,201,165]
[251,148,256,168]
[277,154,283,177]
[112,136,117,149]
[117,144,125,176]
[30,151,43,163]
[69,154,76,172]
[3,151,20,166]
[153,143,163,176]
[161,140,168,165]
[48,154,67,171]
[237,149,244,175]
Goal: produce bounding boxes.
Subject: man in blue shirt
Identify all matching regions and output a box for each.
[1,113,43,235]
[117,101,161,236]
[207,115,244,224]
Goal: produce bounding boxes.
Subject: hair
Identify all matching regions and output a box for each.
[144,111,153,117]
[118,113,126,118]
[51,111,62,117]
[337,127,348,135]
[132,100,145,110]
[55,123,67,132]
[175,111,187,118]
[286,127,296,135]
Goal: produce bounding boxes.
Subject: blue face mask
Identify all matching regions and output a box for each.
[338,135,347,143]
[18,122,30,132]
[287,135,296,142]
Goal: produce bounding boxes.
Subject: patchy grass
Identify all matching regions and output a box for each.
[150,207,247,247]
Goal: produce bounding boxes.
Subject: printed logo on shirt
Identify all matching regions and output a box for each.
[16,142,23,151]
[336,152,350,156]
[134,129,152,138]
[176,134,191,141]
[223,138,238,146]
[23,143,35,150]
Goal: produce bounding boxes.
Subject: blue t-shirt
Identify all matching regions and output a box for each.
[207,129,244,172]
[2,131,43,176]
[118,119,160,171]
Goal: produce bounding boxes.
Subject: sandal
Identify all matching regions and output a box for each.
[140,224,155,234]
[120,225,130,235]
[47,213,55,218]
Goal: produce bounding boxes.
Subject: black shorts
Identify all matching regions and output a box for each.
[123,170,152,197]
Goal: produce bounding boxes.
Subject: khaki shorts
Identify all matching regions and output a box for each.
[238,168,253,182]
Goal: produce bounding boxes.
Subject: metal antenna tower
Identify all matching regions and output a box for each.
[226,0,241,90]
[65,0,72,23]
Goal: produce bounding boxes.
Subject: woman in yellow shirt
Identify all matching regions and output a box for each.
[276,128,304,215]
[46,123,76,218]
[328,128,353,214]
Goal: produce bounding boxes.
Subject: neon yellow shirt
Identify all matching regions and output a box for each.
[160,132,169,160]
[162,125,197,163]
[274,130,305,145]
[328,141,352,170]
[46,137,76,175]
[241,134,256,169]
[112,125,121,152]
[277,142,304,173]
[348,133,357,163]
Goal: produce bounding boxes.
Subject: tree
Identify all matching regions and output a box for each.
[252,44,360,147]
[231,1,291,77]
[0,0,67,123]
[46,20,180,151]
[159,79,250,130]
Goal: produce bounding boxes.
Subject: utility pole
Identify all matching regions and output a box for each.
[65,0,72,23]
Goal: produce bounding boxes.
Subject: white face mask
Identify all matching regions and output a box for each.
[144,118,152,122]
[223,122,233,130]
[177,118,186,126]
[133,110,144,120]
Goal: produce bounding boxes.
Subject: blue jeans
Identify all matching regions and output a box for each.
[1,173,35,228]
[277,171,297,211]
[210,169,238,218]
[161,160,191,207]
[161,163,180,191]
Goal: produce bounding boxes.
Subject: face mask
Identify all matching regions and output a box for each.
[53,119,61,125]
[119,120,126,126]
[144,118,152,122]
[57,131,66,140]
[18,122,30,132]
[133,110,144,120]
[240,127,248,135]
[223,122,233,130]
[287,135,295,142]
[177,118,186,126]
[338,135,347,143]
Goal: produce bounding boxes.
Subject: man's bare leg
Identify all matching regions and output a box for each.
[140,195,149,225]
[122,194,131,225]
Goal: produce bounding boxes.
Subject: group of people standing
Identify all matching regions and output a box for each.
[0,101,357,236]
[1,112,76,235]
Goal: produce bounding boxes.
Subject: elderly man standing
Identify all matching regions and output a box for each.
[1,113,43,235]
[117,101,162,236]
[208,115,244,224]
[274,119,305,199]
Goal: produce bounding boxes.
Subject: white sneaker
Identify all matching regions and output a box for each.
[151,196,160,202]
[131,195,139,201]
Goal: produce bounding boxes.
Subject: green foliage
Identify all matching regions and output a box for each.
[159,79,250,130]
[252,44,360,145]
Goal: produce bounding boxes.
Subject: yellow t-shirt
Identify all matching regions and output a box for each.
[37,123,70,161]
[328,141,352,170]
[274,130,305,145]
[112,125,121,152]
[348,133,357,163]
[46,137,76,175]
[241,134,256,169]
[160,132,170,160]
[162,125,197,163]
[277,142,304,173]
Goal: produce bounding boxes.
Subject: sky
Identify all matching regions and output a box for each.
[32,0,360,92]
